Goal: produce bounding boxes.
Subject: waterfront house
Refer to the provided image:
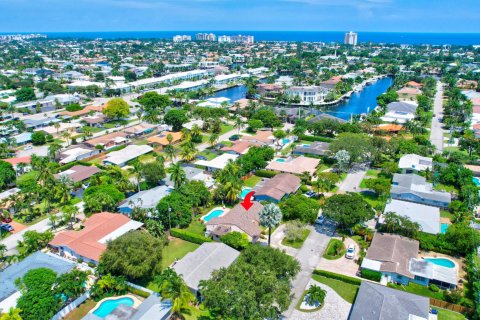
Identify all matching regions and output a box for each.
[254,173,301,203]
[284,86,328,104]
[361,233,457,289]
[382,199,441,234]
[390,173,451,208]
[293,141,330,157]
[206,202,263,242]
[381,101,418,123]
[398,154,433,173]
[102,144,153,167]
[349,282,429,320]
[49,212,143,264]
[172,243,240,295]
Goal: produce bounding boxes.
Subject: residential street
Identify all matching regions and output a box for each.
[283,225,331,319]
[430,81,445,154]
[337,168,367,193]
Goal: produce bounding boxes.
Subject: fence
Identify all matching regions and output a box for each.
[430,298,472,314]
[51,291,91,320]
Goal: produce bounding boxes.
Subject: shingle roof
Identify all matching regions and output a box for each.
[207,202,263,237]
[266,156,320,175]
[173,243,240,291]
[365,233,419,278]
[254,173,301,201]
[391,173,451,205]
[55,165,101,183]
[386,102,418,114]
[349,282,429,320]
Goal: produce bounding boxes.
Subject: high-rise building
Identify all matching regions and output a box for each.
[173,35,191,43]
[344,31,358,46]
[218,34,254,44]
[195,33,217,41]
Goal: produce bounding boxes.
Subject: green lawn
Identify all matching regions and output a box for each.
[220,140,233,147]
[63,299,97,320]
[244,175,262,188]
[440,210,454,221]
[387,282,444,300]
[184,219,206,236]
[183,304,212,320]
[360,192,387,212]
[198,150,219,161]
[161,237,200,270]
[82,126,103,133]
[322,238,346,260]
[281,229,311,249]
[311,274,359,303]
[435,183,458,194]
[365,169,380,177]
[435,307,466,320]
[220,124,234,135]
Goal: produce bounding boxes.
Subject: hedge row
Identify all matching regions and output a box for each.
[255,170,278,178]
[300,135,334,143]
[360,269,382,282]
[313,270,362,286]
[171,228,212,244]
[54,160,95,173]
[128,286,151,298]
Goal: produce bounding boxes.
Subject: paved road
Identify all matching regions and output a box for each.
[337,169,367,194]
[283,225,330,319]
[430,82,445,154]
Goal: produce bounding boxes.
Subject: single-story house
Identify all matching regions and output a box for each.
[183,119,204,131]
[241,130,275,145]
[349,281,430,320]
[391,173,451,208]
[361,233,457,289]
[254,173,301,203]
[381,101,418,124]
[102,144,153,167]
[2,156,31,175]
[398,154,433,173]
[195,153,239,172]
[59,145,100,164]
[49,212,143,264]
[221,141,258,155]
[165,166,214,189]
[265,156,320,175]
[172,243,240,294]
[293,141,330,157]
[55,165,101,184]
[123,123,157,138]
[206,201,263,242]
[0,251,76,312]
[397,87,422,101]
[84,132,129,150]
[12,132,32,145]
[60,104,106,118]
[147,131,182,149]
[118,185,173,214]
[382,199,441,234]
[38,122,82,137]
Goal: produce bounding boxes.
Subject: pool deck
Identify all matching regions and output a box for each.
[420,250,466,279]
[89,294,143,315]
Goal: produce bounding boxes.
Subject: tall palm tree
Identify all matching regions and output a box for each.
[48,143,62,161]
[234,116,243,134]
[259,203,282,246]
[180,144,197,162]
[164,144,176,162]
[191,124,202,140]
[168,163,186,189]
[208,133,219,148]
[154,268,194,319]
[62,130,72,146]
[56,176,73,205]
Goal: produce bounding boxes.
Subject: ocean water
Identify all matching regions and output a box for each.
[8,31,480,45]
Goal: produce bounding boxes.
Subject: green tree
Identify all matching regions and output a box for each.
[15,87,36,102]
[329,133,373,165]
[0,308,23,320]
[154,268,194,317]
[380,212,421,238]
[445,222,480,255]
[220,231,250,250]
[305,285,326,306]
[167,163,186,189]
[102,98,130,119]
[155,192,193,229]
[279,194,321,224]
[99,230,164,281]
[139,92,171,122]
[31,131,47,145]
[139,161,165,187]
[17,231,54,258]
[251,109,282,129]
[164,109,188,131]
[322,193,374,229]
[0,160,16,190]
[259,203,282,246]
[54,269,89,302]
[247,119,263,132]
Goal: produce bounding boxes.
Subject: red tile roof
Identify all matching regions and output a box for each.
[3,156,31,165]
[49,212,137,262]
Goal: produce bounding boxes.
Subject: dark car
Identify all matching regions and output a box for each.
[1,216,12,223]
[0,223,14,232]
[229,134,240,141]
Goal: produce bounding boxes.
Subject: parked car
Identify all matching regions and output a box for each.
[0,223,14,232]
[1,215,12,223]
[229,134,240,141]
[304,191,316,198]
[24,145,32,150]
[345,244,355,259]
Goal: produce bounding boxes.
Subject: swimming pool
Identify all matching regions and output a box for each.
[275,158,286,163]
[240,188,252,200]
[473,177,480,186]
[440,223,449,234]
[202,208,225,222]
[93,297,134,318]
[425,258,456,268]
[302,144,311,147]
[282,138,290,144]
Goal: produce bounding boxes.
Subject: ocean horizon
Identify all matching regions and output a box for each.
[2,31,480,45]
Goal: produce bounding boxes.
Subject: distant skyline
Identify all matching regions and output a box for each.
[1,0,480,33]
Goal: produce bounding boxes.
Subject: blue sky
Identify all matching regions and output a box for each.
[1,0,479,33]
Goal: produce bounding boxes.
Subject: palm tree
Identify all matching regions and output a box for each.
[191,124,202,141]
[48,142,62,160]
[56,176,73,205]
[208,133,219,148]
[234,116,243,134]
[54,122,61,135]
[180,144,197,162]
[259,203,282,246]
[168,163,186,189]
[49,214,59,230]
[0,307,22,320]
[154,268,194,319]
[223,180,242,204]
[62,130,72,146]
[180,128,191,141]
[305,285,326,306]
[164,144,176,162]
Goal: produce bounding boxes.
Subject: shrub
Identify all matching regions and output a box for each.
[313,270,362,286]
[429,284,440,292]
[360,269,382,282]
[322,238,346,260]
[255,170,278,178]
[171,228,212,244]
[299,185,309,193]
[220,231,250,250]
[299,135,334,143]
[444,288,463,304]
[128,286,151,298]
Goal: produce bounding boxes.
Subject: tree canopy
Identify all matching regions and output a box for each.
[279,194,321,224]
[102,98,130,119]
[164,109,188,131]
[322,193,374,229]
[0,160,16,190]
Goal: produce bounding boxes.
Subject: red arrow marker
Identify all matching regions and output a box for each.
[241,191,255,211]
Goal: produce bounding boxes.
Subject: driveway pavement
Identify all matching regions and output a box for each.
[317,237,361,278]
[16,145,49,157]
[337,169,367,194]
[284,225,331,319]
[430,82,445,154]
[269,224,299,256]
[289,280,352,320]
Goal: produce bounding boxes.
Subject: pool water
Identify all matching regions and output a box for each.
[473,177,480,186]
[240,188,252,200]
[425,258,456,268]
[93,297,134,318]
[203,209,224,222]
[303,144,311,147]
[282,138,290,144]
[276,158,286,163]
[440,223,449,234]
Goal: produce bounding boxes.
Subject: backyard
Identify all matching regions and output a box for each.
[243,175,262,188]
[161,237,200,270]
